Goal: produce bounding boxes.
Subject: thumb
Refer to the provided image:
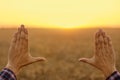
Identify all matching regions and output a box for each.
[31,57,47,63]
[78,58,94,65]
[21,57,47,68]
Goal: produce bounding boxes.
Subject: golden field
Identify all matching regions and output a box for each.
[0,28,120,80]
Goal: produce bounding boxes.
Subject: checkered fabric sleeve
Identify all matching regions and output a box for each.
[106,71,120,80]
[0,68,16,80]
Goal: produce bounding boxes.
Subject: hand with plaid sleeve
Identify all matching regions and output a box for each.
[0,25,46,80]
[79,29,120,80]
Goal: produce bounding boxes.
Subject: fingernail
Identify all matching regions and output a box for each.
[21,24,25,30]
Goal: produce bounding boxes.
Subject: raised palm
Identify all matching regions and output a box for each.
[79,29,116,77]
[6,25,46,74]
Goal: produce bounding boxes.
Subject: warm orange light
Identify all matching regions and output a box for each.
[0,0,120,28]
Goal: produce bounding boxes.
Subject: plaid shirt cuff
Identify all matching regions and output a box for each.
[0,68,16,80]
[106,71,120,80]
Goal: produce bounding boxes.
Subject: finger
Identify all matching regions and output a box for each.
[22,25,28,48]
[96,29,105,55]
[95,30,100,51]
[100,31,109,55]
[24,26,28,34]
[107,36,112,47]
[12,32,17,42]
[19,25,28,52]
[20,28,26,40]
[15,27,21,49]
[100,29,106,49]
[79,58,94,65]
[106,36,115,54]
[19,25,25,44]
[102,31,107,45]
[24,27,28,40]
[95,31,99,46]
[95,29,101,55]
[16,27,21,41]
[31,57,47,63]
[8,32,18,51]
[11,32,18,44]
[20,25,28,40]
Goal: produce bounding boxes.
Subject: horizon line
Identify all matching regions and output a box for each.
[0,24,120,29]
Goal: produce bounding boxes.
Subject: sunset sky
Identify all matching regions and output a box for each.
[0,0,120,28]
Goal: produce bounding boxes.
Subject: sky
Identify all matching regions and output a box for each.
[0,0,120,28]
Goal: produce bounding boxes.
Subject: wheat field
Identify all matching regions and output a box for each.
[0,28,120,80]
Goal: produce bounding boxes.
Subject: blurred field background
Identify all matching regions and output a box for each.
[0,28,120,80]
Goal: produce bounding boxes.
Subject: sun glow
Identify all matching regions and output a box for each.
[59,26,76,29]
[0,0,120,28]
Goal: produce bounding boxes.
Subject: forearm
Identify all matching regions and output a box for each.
[0,68,16,80]
[106,71,120,80]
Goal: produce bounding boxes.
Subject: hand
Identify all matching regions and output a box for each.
[79,29,116,77]
[6,25,46,75]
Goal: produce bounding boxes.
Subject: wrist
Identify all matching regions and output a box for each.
[103,67,117,78]
[5,64,19,75]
